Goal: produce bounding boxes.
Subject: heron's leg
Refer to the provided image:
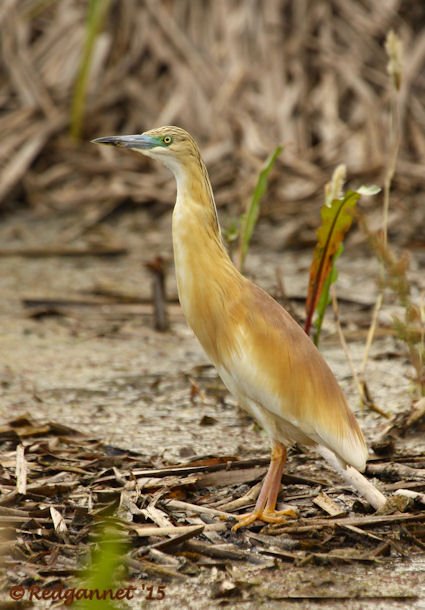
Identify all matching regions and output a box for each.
[232,441,297,531]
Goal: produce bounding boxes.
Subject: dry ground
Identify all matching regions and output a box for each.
[0,205,424,609]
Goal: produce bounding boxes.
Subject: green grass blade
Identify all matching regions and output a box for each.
[305,182,381,343]
[313,243,343,346]
[74,518,129,610]
[70,0,111,141]
[238,145,283,270]
[304,191,360,337]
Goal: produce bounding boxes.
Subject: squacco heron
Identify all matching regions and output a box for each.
[93,126,386,529]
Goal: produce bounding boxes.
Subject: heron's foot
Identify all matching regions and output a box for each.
[232,506,297,531]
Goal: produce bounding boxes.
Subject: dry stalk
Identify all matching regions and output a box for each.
[359,292,383,376]
[359,30,404,388]
[330,286,389,418]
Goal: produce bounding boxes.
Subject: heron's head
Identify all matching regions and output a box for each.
[92,126,200,176]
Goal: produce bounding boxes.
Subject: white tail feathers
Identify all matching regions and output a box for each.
[317,445,386,510]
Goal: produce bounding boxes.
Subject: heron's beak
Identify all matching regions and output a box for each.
[91,134,159,149]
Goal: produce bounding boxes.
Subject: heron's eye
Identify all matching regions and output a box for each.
[163,135,173,145]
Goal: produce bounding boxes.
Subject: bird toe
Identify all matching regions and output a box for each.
[231,506,297,531]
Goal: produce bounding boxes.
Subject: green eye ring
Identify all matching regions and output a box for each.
[163,135,173,145]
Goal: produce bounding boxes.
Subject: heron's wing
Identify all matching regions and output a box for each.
[221,281,368,471]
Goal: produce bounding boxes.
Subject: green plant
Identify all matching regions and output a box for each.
[71,0,111,141]
[237,145,283,271]
[304,167,379,346]
[74,517,129,610]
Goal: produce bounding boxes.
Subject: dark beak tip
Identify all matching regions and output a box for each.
[91,137,116,146]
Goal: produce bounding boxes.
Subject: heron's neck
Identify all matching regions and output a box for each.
[171,159,243,362]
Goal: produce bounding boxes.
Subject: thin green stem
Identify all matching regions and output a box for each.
[70,0,111,141]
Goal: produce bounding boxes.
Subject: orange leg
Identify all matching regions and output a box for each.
[232,441,297,531]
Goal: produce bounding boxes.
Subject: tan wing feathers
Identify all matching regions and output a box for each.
[221,281,368,471]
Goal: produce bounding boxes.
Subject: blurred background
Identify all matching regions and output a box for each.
[1,0,424,246]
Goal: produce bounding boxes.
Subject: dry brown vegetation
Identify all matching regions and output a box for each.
[1,414,425,606]
[1,0,424,229]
